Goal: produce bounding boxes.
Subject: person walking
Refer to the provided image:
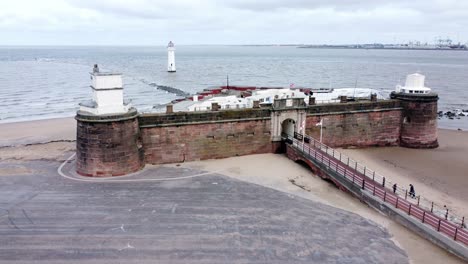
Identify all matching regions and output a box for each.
[409,184,415,198]
[393,183,397,194]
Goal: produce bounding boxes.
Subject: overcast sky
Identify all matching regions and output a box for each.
[1,0,467,45]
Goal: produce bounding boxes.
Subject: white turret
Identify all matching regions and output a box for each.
[167,41,176,72]
[79,65,131,115]
[395,73,431,94]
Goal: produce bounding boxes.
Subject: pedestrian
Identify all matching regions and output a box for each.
[393,183,397,193]
[409,184,415,198]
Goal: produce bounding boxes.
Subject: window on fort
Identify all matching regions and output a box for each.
[403,116,411,123]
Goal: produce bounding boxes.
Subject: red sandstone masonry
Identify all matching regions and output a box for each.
[391,93,439,148]
[75,98,439,176]
[142,120,272,164]
[305,110,402,148]
[76,113,144,177]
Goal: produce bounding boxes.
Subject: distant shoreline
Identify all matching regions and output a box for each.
[297,46,468,51]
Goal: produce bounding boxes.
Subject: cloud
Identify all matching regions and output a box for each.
[0,0,466,45]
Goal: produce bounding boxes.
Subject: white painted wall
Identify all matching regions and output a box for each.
[80,72,130,115]
[91,74,123,89]
[168,47,176,72]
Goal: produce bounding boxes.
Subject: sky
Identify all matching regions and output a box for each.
[0,0,467,45]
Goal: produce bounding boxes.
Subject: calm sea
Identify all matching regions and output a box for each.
[0,45,467,129]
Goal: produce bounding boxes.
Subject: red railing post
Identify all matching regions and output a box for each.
[437,219,441,231]
[454,228,458,241]
[422,211,426,223]
[384,192,387,202]
[408,204,412,215]
[373,185,375,195]
[396,197,399,208]
[372,171,375,181]
[352,174,355,183]
[462,217,465,228]
[362,179,365,190]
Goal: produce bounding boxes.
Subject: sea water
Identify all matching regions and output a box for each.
[0,45,467,129]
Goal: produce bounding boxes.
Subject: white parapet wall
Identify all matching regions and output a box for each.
[79,71,131,115]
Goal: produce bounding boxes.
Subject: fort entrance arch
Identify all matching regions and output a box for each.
[281,119,296,137]
[270,98,307,142]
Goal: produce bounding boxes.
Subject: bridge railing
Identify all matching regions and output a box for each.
[288,132,468,246]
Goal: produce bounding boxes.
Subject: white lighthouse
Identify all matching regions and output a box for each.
[167,41,176,72]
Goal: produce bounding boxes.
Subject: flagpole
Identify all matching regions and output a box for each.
[320,119,323,143]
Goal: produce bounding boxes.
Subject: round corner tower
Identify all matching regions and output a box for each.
[391,73,439,148]
[75,67,144,176]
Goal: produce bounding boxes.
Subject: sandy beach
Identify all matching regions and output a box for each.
[340,129,468,218]
[0,118,466,264]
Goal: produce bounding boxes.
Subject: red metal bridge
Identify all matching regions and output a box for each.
[284,133,468,247]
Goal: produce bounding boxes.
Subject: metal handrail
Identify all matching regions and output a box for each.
[286,133,468,246]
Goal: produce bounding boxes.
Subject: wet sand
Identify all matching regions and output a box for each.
[0,119,466,263]
[0,117,76,147]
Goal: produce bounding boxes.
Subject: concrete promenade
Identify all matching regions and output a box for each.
[0,156,408,264]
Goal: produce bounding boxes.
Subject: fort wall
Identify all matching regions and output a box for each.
[138,109,272,164]
[391,92,439,148]
[75,109,144,177]
[75,98,439,176]
[305,101,403,148]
